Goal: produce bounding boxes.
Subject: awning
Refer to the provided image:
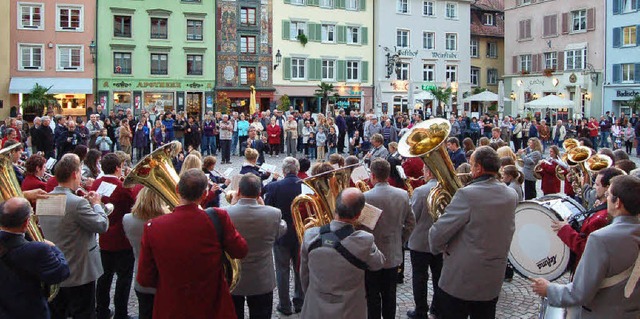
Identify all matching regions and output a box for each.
[9,77,93,94]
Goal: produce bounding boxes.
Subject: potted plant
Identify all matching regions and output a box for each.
[21,83,59,122]
[543,68,554,77]
[520,70,530,75]
[296,33,308,47]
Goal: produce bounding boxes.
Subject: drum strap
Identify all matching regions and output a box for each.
[599,252,640,298]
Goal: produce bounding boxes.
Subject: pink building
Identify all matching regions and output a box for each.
[9,0,96,118]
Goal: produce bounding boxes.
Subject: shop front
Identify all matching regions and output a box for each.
[276,84,373,114]
[215,89,274,115]
[603,87,640,116]
[9,77,94,118]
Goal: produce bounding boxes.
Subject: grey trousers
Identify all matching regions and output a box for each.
[273,242,304,311]
[285,134,297,157]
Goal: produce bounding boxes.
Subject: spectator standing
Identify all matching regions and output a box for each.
[202,115,217,156]
[316,127,327,160]
[267,118,282,157]
[219,115,233,164]
[336,110,347,153]
[285,115,298,157]
[237,114,250,155]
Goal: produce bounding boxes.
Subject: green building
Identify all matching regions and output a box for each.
[96,0,215,119]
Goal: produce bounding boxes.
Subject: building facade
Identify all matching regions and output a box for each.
[272,0,373,113]
[216,0,274,115]
[504,0,605,120]
[9,0,96,117]
[0,0,10,119]
[470,0,504,91]
[96,0,215,119]
[603,0,640,116]
[374,0,471,117]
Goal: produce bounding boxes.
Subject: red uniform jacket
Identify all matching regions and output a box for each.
[266,124,281,144]
[90,176,135,251]
[137,204,248,319]
[21,175,47,192]
[45,176,58,192]
[557,205,609,271]
[539,160,561,195]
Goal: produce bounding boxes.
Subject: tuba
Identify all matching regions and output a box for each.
[290,163,361,243]
[398,118,463,221]
[0,143,59,301]
[585,153,613,176]
[123,141,241,291]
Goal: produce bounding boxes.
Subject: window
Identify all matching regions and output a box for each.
[18,44,43,70]
[470,39,478,57]
[187,20,203,41]
[322,24,335,43]
[240,7,256,25]
[622,64,635,82]
[519,19,531,40]
[150,18,168,39]
[240,36,256,53]
[291,0,304,5]
[487,69,498,85]
[397,0,409,13]
[446,33,457,51]
[57,46,82,71]
[520,54,531,72]
[320,0,334,8]
[470,68,480,86]
[187,55,203,75]
[346,0,359,10]
[57,5,82,31]
[291,58,305,79]
[544,52,557,69]
[240,67,256,85]
[322,60,335,81]
[114,16,132,38]
[289,21,306,40]
[520,0,531,5]
[623,0,636,12]
[445,65,457,81]
[483,13,494,26]
[347,60,360,81]
[150,53,168,75]
[571,10,586,32]
[423,64,435,81]
[565,48,587,70]
[487,42,498,58]
[347,27,360,44]
[19,3,43,30]
[423,32,435,49]
[423,1,434,16]
[397,62,409,80]
[446,2,458,19]
[397,29,409,48]
[393,96,408,114]
[113,52,132,74]
[623,26,637,46]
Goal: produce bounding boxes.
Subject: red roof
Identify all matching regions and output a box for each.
[471,0,504,38]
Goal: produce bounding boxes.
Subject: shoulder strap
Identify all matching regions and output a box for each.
[308,224,368,270]
[205,208,224,251]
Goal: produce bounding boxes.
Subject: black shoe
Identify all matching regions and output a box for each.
[294,306,302,313]
[407,310,427,319]
[276,306,293,316]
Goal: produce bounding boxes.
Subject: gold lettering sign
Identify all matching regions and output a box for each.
[136,82,182,88]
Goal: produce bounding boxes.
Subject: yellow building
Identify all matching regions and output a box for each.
[272,0,373,112]
[470,0,504,93]
[0,0,10,118]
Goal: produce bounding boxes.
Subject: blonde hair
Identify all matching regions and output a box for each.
[528,137,543,152]
[188,150,202,160]
[496,146,517,163]
[244,148,259,162]
[132,187,169,220]
[180,154,203,176]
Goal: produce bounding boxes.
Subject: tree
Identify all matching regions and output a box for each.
[314,82,335,115]
[428,86,452,116]
[627,94,640,113]
[215,92,231,114]
[21,83,59,119]
[277,94,291,112]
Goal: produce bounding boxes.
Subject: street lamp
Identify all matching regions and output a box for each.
[273,49,282,70]
[89,40,97,63]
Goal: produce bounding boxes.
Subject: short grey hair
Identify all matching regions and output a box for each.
[282,157,300,175]
[41,116,51,122]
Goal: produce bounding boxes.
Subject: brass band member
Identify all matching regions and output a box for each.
[4,140,25,184]
[21,154,48,192]
[517,137,543,199]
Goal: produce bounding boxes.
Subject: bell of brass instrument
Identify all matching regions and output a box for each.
[290,163,360,243]
[562,138,580,152]
[0,143,59,301]
[123,141,241,291]
[398,118,463,221]
[585,154,613,176]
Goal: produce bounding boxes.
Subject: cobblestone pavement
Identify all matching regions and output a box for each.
[113,150,639,318]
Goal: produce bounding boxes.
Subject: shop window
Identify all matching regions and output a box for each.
[19,44,43,71]
[56,94,87,115]
[114,52,132,74]
[150,53,168,75]
[144,92,174,113]
[57,5,83,31]
[113,92,132,111]
[151,18,168,39]
[187,55,203,75]
[187,20,203,41]
[114,16,132,38]
[19,3,43,30]
[57,45,83,71]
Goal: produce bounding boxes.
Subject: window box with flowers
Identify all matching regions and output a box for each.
[543,68,555,77]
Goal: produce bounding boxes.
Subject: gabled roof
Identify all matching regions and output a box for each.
[471,0,504,12]
[470,0,504,38]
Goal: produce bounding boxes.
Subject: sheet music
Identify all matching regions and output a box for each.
[36,194,66,217]
[260,163,277,173]
[549,200,573,220]
[227,175,243,191]
[223,168,234,177]
[45,158,57,171]
[358,203,382,230]
[301,184,314,195]
[396,165,407,179]
[96,182,117,197]
[350,165,369,184]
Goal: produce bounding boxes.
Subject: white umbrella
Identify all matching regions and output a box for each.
[524,94,574,109]
[462,90,511,102]
[414,90,435,100]
[498,81,505,112]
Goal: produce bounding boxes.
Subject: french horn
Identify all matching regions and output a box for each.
[123,141,241,291]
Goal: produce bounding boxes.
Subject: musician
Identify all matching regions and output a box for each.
[364,134,389,167]
[0,197,70,319]
[299,187,385,318]
[21,154,48,192]
[1,127,19,147]
[39,153,109,319]
[4,140,25,185]
[90,154,136,319]
[364,158,415,319]
[227,174,287,319]
[429,146,518,319]
[297,157,311,179]
[552,167,625,271]
[407,166,443,319]
[518,137,543,200]
[539,145,562,195]
[533,175,640,318]
[446,137,466,169]
[262,157,304,315]
[385,142,403,189]
[239,148,271,181]
[137,169,248,318]
[245,127,267,165]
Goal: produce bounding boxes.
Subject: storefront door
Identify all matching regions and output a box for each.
[186,92,203,120]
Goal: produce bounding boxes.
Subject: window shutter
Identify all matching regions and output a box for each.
[543,15,550,37]
[636,0,640,10]
[337,25,346,43]
[337,60,346,81]
[561,13,569,34]
[557,51,564,70]
[361,27,368,45]
[613,27,621,48]
[337,0,345,9]
[531,0,537,3]
[513,56,518,73]
[516,0,522,6]
[526,19,532,38]
[519,20,524,40]
[635,64,640,83]
[637,25,640,46]
[550,14,557,36]
[282,21,291,40]
[283,57,291,80]
[361,61,369,82]
[315,24,322,41]
[308,23,319,41]
[613,0,620,14]
[359,0,366,11]
[587,8,595,31]
[309,0,319,6]
[308,59,320,80]
[284,0,291,3]
[532,54,539,73]
[539,54,544,71]
[612,64,621,83]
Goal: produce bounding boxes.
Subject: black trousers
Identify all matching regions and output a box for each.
[524,179,537,200]
[438,289,499,319]
[221,139,231,162]
[135,290,155,319]
[232,292,273,319]
[96,249,134,319]
[365,267,398,319]
[49,281,96,319]
[410,250,443,317]
[338,130,346,153]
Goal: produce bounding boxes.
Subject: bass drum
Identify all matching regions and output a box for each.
[508,194,585,281]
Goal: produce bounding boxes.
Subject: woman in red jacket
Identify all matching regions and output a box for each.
[266,118,281,157]
[539,145,562,195]
[21,154,47,192]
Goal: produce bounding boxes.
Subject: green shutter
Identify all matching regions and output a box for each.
[361,27,368,45]
[337,25,346,43]
[282,21,291,40]
[308,23,321,42]
[315,23,322,41]
[359,0,366,11]
[309,0,319,6]
[337,0,345,9]
[284,0,291,3]
[361,61,369,83]
[309,59,321,80]
[337,60,346,81]
[283,57,291,80]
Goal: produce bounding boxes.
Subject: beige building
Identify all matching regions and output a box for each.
[470,0,504,92]
[0,0,10,119]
